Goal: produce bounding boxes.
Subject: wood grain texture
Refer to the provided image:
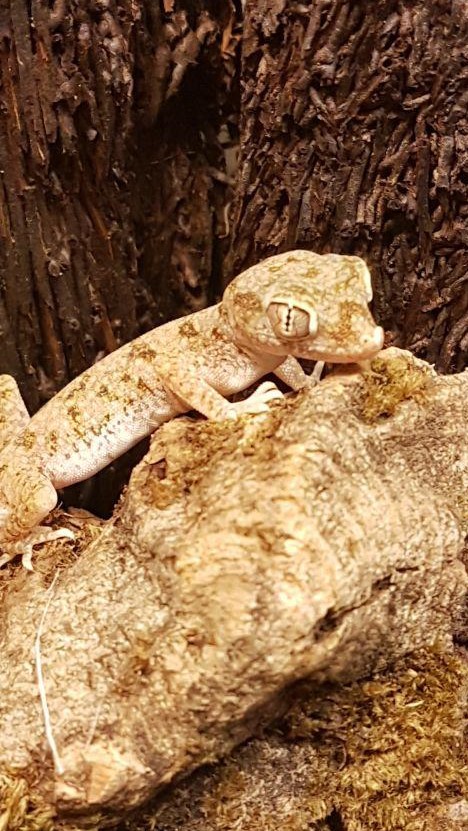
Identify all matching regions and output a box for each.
[0,0,237,409]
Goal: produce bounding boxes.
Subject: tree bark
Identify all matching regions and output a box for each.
[0,0,237,411]
[227,0,468,374]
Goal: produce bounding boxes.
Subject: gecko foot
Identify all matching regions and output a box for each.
[0,527,75,571]
[228,381,284,418]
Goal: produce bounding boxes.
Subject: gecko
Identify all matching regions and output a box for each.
[0,250,384,569]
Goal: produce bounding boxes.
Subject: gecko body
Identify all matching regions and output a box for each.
[0,251,384,568]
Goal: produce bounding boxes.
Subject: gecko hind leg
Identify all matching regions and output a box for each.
[0,472,75,570]
[0,375,30,451]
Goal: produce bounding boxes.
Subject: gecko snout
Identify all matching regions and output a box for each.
[363,326,385,350]
[354,325,384,360]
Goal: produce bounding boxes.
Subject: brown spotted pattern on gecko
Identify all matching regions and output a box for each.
[0,250,384,568]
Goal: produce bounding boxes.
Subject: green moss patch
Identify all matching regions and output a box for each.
[360,354,433,422]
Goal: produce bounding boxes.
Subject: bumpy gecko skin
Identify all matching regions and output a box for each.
[0,250,383,568]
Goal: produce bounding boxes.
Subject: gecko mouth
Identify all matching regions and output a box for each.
[293,325,384,362]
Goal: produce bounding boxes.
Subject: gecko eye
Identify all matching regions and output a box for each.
[266,301,318,340]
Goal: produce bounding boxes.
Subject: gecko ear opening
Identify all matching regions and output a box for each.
[267,301,318,340]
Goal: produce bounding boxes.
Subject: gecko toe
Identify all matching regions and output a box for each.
[52,528,75,542]
[311,361,325,383]
[255,381,283,397]
[232,381,284,416]
[246,381,284,408]
[21,545,34,571]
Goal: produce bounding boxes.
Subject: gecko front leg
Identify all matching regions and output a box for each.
[311,361,325,383]
[0,467,74,570]
[274,356,310,391]
[274,356,325,390]
[159,367,283,421]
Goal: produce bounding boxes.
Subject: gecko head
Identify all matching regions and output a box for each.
[223,250,384,363]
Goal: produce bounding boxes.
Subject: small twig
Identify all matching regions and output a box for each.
[35,571,64,775]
